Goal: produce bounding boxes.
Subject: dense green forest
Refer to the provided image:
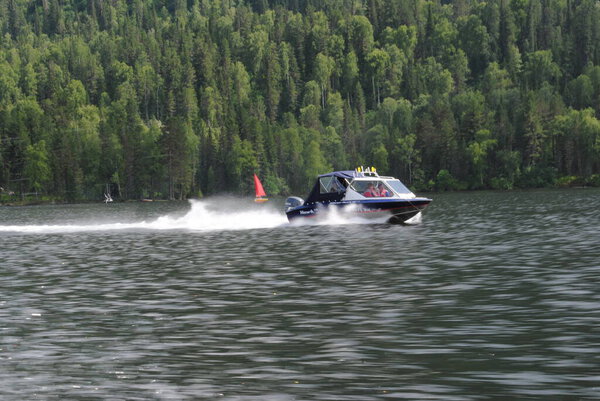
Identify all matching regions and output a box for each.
[1,0,600,202]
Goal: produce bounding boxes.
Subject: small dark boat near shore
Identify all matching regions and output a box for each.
[285,168,431,224]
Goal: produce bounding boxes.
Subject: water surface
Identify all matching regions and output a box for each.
[1,190,599,400]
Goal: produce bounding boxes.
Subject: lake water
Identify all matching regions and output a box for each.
[1,189,599,400]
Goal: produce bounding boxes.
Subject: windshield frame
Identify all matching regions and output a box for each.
[348,179,395,198]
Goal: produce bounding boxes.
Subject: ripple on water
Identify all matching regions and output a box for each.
[1,190,600,400]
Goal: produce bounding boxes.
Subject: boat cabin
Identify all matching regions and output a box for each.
[304,169,416,204]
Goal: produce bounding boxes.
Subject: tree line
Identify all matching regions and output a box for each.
[1,0,600,202]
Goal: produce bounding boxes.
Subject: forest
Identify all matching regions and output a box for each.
[1,0,600,202]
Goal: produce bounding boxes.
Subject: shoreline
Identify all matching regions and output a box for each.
[2,185,599,207]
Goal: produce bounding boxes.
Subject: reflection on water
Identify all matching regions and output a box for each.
[1,189,599,400]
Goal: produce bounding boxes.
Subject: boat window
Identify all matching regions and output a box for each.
[386,179,412,195]
[319,176,342,194]
[351,180,394,197]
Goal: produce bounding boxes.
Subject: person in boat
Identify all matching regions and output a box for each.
[364,183,377,197]
[329,177,346,193]
[378,182,390,197]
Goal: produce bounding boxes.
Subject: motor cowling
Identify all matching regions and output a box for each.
[284,196,304,212]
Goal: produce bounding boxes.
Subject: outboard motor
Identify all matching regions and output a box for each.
[285,196,304,212]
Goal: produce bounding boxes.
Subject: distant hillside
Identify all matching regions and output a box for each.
[1,0,599,201]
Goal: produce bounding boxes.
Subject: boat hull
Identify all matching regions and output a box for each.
[286,198,431,223]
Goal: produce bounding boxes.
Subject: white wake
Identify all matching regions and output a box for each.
[0,199,418,234]
[0,200,288,234]
[289,204,391,226]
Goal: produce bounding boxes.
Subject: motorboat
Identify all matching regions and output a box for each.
[285,167,431,223]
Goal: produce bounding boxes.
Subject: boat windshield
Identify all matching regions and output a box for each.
[385,179,413,195]
[319,176,344,193]
[351,180,394,197]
